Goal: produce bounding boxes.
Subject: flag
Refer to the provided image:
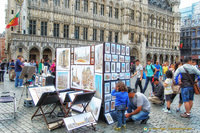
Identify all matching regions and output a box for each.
[180,41,183,49]
[6,11,20,29]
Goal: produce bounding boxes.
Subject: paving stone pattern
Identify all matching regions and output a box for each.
[0,75,200,133]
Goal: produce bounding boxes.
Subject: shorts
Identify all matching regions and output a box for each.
[165,94,176,102]
[181,87,194,102]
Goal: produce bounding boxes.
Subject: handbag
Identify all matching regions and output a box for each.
[172,84,180,94]
[183,67,200,95]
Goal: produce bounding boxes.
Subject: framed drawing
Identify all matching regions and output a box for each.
[119,73,125,79]
[122,80,126,85]
[91,58,94,65]
[112,96,116,100]
[111,82,116,91]
[121,45,126,55]
[105,102,110,113]
[105,43,111,54]
[56,48,70,71]
[119,56,125,62]
[111,73,118,80]
[95,44,103,73]
[112,55,118,62]
[91,45,95,52]
[104,54,111,62]
[94,74,103,99]
[86,97,102,121]
[104,82,110,94]
[125,73,130,79]
[126,46,130,55]
[104,73,111,81]
[105,113,114,125]
[116,44,121,55]
[111,43,116,54]
[111,62,116,73]
[121,63,126,72]
[126,63,130,72]
[126,80,130,87]
[110,101,115,111]
[74,46,90,64]
[56,71,70,90]
[105,62,110,73]
[116,63,121,73]
[91,53,95,58]
[125,56,130,62]
[105,94,112,102]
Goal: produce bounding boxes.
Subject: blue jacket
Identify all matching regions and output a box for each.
[111,90,129,107]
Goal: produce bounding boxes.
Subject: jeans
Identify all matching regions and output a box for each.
[15,72,23,87]
[110,105,126,128]
[143,76,154,93]
[154,72,160,79]
[135,78,143,93]
[181,87,194,102]
[0,71,5,82]
[127,102,149,121]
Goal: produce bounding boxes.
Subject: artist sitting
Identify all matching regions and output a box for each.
[148,78,164,105]
[125,88,150,124]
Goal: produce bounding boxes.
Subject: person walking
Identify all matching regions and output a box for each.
[38,59,44,74]
[50,59,56,76]
[143,60,157,93]
[174,57,200,118]
[154,61,161,79]
[111,82,129,130]
[131,59,143,93]
[0,60,6,83]
[15,55,24,87]
[162,62,168,81]
[9,59,15,81]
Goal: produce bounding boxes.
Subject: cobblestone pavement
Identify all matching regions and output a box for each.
[0,74,200,133]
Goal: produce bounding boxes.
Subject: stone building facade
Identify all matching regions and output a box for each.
[5,0,180,65]
[0,33,7,60]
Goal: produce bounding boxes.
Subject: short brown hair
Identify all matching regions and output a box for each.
[116,82,128,92]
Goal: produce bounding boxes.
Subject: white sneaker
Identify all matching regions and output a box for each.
[164,109,171,113]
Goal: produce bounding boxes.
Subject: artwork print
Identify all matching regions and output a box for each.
[71,65,95,90]
[105,54,111,62]
[74,46,90,64]
[125,56,130,62]
[111,82,116,91]
[104,82,110,94]
[105,62,110,73]
[116,44,121,55]
[95,74,103,99]
[105,43,111,54]
[111,101,115,111]
[121,45,126,55]
[112,55,118,62]
[95,44,103,73]
[126,80,130,87]
[122,63,126,72]
[104,73,111,81]
[119,73,125,79]
[125,73,130,79]
[86,97,102,121]
[105,94,112,102]
[105,113,114,125]
[56,71,70,90]
[126,46,130,55]
[119,56,125,62]
[111,43,116,54]
[111,62,115,73]
[126,63,130,72]
[56,48,70,71]
[112,73,118,80]
[105,102,110,113]
[116,63,121,72]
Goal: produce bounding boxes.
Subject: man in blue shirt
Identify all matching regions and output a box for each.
[154,61,161,79]
[143,60,157,93]
[15,55,24,87]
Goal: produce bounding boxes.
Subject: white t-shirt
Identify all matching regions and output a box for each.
[136,64,143,78]
[164,78,173,95]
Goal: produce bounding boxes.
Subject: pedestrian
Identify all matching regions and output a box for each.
[7,59,11,74]
[154,61,161,79]
[174,62,183,112]
[163,70,176,113]
[15,55,24,87]
[0,60,6,83]
[162,62,168,81]
[111,82,129,131]
[143,60,157,93]
[174,57,200,118]
[44,58,50,70]
[50,59,56,76]
[131,59,143,93]
[148,78,164,105]
[126,88,150,124]
[24,59,30,66]
[9,59,15,81]
[38,59,44,74]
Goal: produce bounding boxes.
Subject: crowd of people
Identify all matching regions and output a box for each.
[0,55,56,87]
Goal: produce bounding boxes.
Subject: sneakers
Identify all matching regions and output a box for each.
[140,116,150,124]
[163,108,171,113]
[176,108,180,112]
[114,127,121,131]
[180,113,191,118]
[122,125,126,129]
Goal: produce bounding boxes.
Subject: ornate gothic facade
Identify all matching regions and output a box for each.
[6,0,180,64]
